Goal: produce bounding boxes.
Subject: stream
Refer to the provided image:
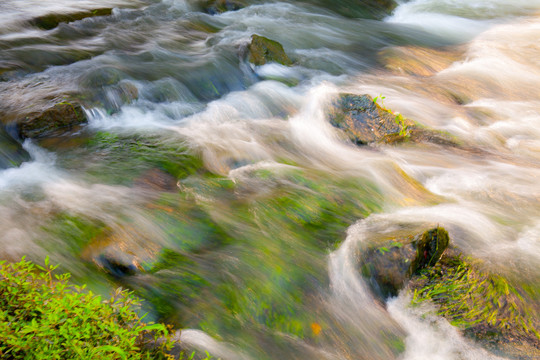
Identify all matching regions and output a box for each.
[1,0,540,359]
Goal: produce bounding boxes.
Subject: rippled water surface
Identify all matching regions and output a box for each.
[1,0,540,359]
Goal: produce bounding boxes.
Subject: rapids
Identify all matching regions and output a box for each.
[1,0,540,359]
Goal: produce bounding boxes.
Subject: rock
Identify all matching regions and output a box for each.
[248,35,293,66]
[133,168,178,192]
[409,227,449,275]
[360,227,449,299]
[17,102,87,139]
[329,93,459,146]
[201,0,246,14]
[329,93,412,145]
[378,46,463,77]
[0,127,30,169]
[29,8,113,30]
[303,0,397,19]
[410,252,540,359]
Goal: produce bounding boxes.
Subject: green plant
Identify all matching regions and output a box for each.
[410,255,540,340]
[0,257,175,359]
[373,95,410,138]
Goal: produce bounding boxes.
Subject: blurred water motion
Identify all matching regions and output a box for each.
[1,0,540,358]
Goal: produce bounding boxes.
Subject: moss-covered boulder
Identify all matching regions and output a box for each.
[29,8,113,30]
[410,253,540,359]
[360,227,449,299]
[248,35,293,66]
[17,102,87,139]
[0,126,30,169]
[200,0,247,14]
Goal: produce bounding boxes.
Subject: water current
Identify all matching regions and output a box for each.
[1,0,540,359]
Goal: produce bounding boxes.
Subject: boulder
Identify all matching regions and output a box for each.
[360,227,449,299]
[0,127,30,169]
[17,102,87,139]
[329,93,459,146]
[329,93,412,145]
[247,35,293,66]
[29,8,113,30]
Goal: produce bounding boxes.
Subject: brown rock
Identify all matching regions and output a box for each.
[30,8,113,30]
[360,227,449,299]
[329,93,412,144]
[248,35,293,66]
[17,102,87,139]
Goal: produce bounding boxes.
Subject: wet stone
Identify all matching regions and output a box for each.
[201,0,246,14]
[29,8,113,30]
[17,102,87,139]
[0,126,30,169]
[248,35,293,66]
[329,93,409,145]
[360,227,449,299]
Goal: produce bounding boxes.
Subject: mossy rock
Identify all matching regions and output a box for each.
[329,94,412,145]
[329,93,459,147]
[360,227,449,299]
[410,252,540,358]
[248,35,293,66]
[29,8,113,30]
[17,102,87,139]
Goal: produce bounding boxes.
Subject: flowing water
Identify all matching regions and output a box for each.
[1,0,540,359]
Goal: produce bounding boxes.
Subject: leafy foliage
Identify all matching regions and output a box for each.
[0,257,176,359]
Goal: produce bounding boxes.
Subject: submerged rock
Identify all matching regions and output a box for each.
[248,35,293,66]
[201,0,246,14]
[303,0,397,19]
[17,102,87,139]
[0,126,30,169]
[360,227,449,299]
[29,8,113,30]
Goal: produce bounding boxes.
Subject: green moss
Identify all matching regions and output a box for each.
[83,131,203,185]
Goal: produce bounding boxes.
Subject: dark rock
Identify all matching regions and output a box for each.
[329,93,412,145]
[17,102,87,139]
[0,127,30,169]
[329,93,460,146]
[201,0,246,14]
[248,35,293,66]
[360,227,449,299]
[303,0,397,19]
[29,8,113,30]
[409,226,449,274]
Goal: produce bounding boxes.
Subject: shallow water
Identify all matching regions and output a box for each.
[1,0,540,359]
